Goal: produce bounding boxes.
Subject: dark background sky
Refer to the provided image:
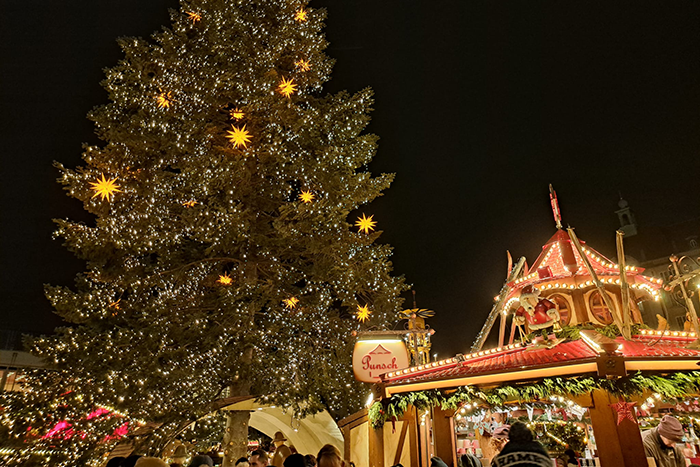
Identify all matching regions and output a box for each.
[1,1,699,357]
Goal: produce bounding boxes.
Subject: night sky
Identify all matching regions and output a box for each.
[2,1,699,357]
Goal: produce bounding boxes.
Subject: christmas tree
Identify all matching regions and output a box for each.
[1,0,406,464]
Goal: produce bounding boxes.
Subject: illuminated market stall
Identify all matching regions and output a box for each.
[342,189,700,467]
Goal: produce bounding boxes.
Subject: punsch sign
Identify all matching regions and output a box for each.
[352,337,410,383]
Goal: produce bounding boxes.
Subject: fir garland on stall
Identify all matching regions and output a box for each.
[369,371,700,428]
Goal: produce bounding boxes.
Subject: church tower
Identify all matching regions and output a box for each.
[616,197,638,237]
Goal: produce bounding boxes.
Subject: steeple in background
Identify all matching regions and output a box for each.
[616,196,638,237]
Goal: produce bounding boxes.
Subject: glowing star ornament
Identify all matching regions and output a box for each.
[355,214,377,234]
[294,8,308,22]
[278,77,297,98]
[90,175,121,202]
[283,297,300,309]
[226,124,252,149]
[182,200,197,208]
[230,108,245,120]
[295,59,311,72]
[356,304,372,323]
[155,90,173,109]
[610,400,637,425]
[299,190,315,203]
[217,273,233,285]
[186,11,202,23]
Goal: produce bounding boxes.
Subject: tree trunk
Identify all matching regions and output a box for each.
[222,409,251,467]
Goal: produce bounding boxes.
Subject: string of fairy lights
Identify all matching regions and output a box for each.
[1,0,408,465]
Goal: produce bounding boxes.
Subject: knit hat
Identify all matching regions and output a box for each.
[189,455,214,467]
[135,458,169,467]
[658,415,684,442]
[493,425,510,439]
[508,422,534,443]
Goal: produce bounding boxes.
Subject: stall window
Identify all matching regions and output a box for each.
[549,294,571,326]
[589,291,614,325]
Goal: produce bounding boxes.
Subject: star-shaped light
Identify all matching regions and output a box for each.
[294,8,308,22]
[230,108,245,120]
[217,273,233,286]
[610,400,637,425]
[182,200,197,208]
[109,300,121,310]
[283,297,299,309]
[90,175,121,202]
[155,90,173,109]
[355,214,377,234]
[357,304,371,323]
[299,190,315,203]
[278,77,297,98]
[186,11,202,23]
[295,59,311,72]
[226,124,252,149]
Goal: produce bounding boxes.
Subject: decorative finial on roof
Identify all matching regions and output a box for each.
[549,184,562,229]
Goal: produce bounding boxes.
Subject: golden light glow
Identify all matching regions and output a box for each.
[109,300,121,310]
[299,190,315,203]
[278,77,297,98]
[230,108,245,120]
[217,273,233,285]
[226,124,252,148]
[295,59,311,72]
[186,11,202,23]
[355,214,377,234]
[155,90,173,109]
[183,200,197,208]
[357,304,371,323]
[283,297,300,309]
[90,175,121,202]
[294,8,308,22]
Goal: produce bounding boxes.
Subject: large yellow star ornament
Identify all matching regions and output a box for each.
[278,77,297,98]
[217,273,233,285]
[355,214,377,234]
[357,304,371,323]
[90,175,121,202]
[226,124,252,149]
[155,90,173,109]
[299,190,315,204]
[283,296,300,309]
[294,8,308,22]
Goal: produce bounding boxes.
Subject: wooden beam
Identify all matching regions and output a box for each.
[432,407,457,467]
[369,419,385,467]
[393,419,410,466]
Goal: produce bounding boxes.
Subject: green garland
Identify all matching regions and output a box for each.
[369,371,700,428]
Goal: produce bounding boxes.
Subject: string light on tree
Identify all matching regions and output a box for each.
[278,77,297,98]
[299,190,315,203]
[355,214,377,234]
[90,175,120,202]
[226,124,252,148]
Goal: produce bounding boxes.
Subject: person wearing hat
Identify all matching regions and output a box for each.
[490,425,510,459]
[642,415,686,467]
[271,432,292,467]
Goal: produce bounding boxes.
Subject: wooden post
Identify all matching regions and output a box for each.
[432,407,457,467]
[369,419,385,467]
[586,389,647,467]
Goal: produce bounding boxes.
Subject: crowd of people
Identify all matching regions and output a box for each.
[104,431,346,467]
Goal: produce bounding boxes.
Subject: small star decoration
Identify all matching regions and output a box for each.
[155,90,173,109]
[283,297,299,309]
[294,8,308,22]
[226,124,252,148]
[295,59,311,72]
[182,200,197,208]
[610,400,637,425]
[90,175,121,202]
[356,304,371,323]
[217,273,233,286]
[278,77,297,98]
[186,11,202,23]
[230,108,245,120]
[355,214,377,234]
[299,190,315,203]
